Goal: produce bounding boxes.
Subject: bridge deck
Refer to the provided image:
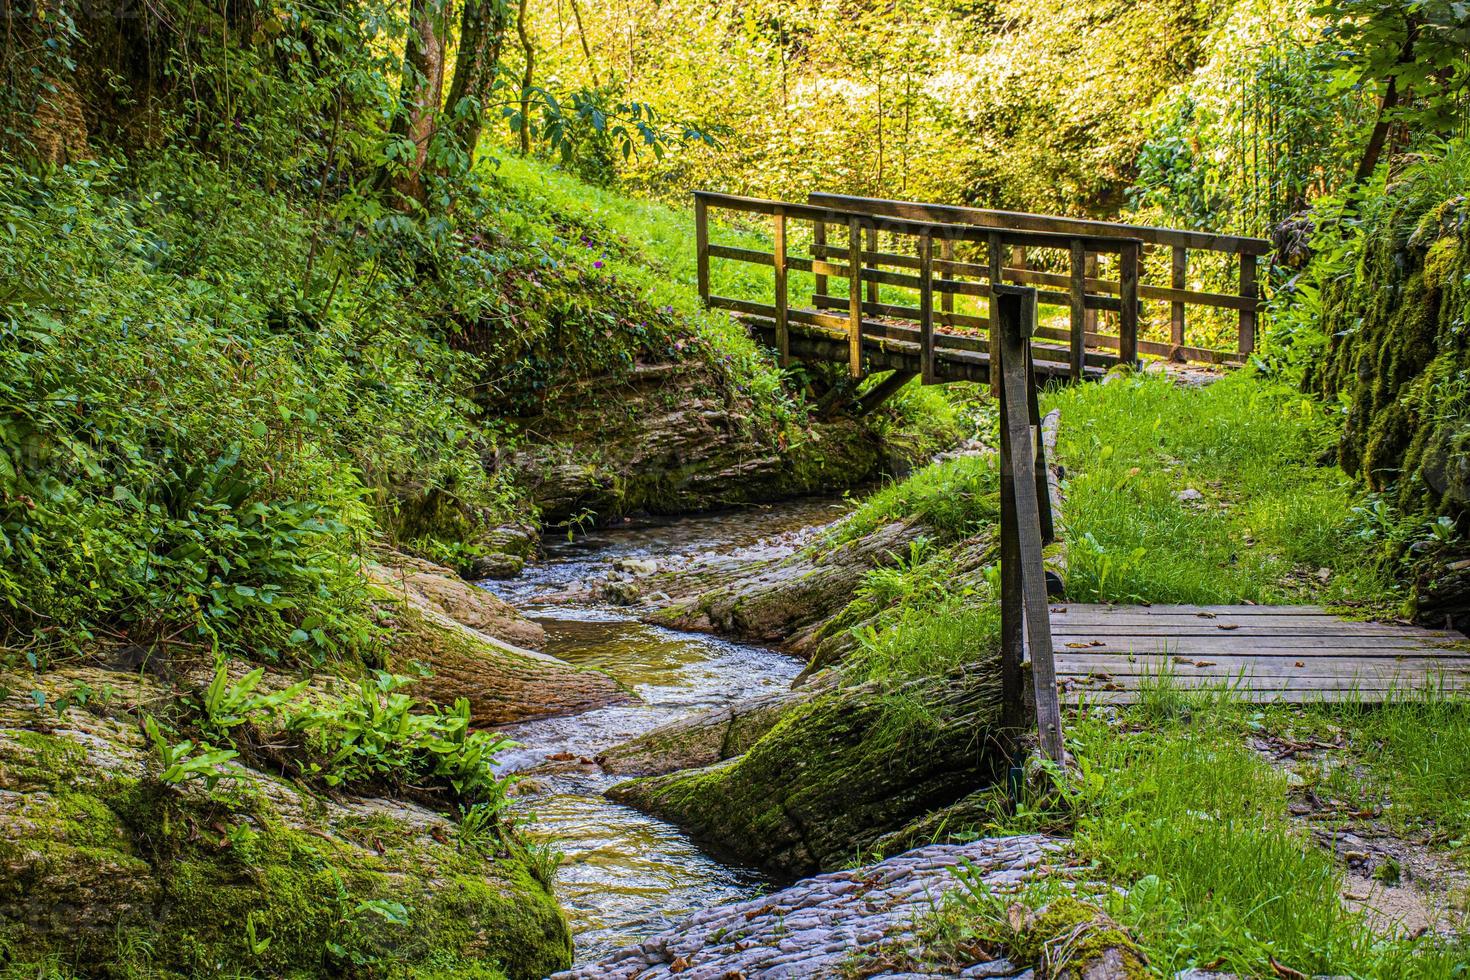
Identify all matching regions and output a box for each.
[1052,604,1470,704]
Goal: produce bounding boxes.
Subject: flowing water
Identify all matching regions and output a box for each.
[481,499,847,963]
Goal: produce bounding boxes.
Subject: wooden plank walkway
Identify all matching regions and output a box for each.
[1052,604,1470,704]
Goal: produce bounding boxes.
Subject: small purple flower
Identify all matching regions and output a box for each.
[593,260,604,269]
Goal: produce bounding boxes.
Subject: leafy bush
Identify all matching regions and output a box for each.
[285,671,516,805]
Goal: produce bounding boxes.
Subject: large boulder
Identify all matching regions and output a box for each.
[0,668,573,979]
[507,362,887,524]
[372,556,632,726]
[607,661,1010,877]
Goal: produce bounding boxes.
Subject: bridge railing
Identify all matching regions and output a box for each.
[693,190,1136,384]
[808,192,1270,365]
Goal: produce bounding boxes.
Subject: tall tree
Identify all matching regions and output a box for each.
[388,0,451,205]
[446,0,513,160]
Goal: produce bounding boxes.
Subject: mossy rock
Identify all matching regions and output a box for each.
[0,668,572,979]
[606,661,1010,876]
[1005,897,1149,979]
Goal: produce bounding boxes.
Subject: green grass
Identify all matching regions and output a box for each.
[1048,370,1398,609]
[942,687,1470,978]
[826,451,1001,547]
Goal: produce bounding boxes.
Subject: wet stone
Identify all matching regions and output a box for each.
[551,835,1066,979]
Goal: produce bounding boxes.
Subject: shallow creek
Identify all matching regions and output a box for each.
[480,499,847,963]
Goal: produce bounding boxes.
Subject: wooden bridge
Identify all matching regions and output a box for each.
[692,190,1271,390]
[692,192,1468,760]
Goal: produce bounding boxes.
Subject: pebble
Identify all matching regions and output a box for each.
[551,835,1068,979]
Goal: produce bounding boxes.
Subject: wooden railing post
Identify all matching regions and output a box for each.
[940,238,955,320]
[1068,239,1086,381]
[1239,252,1258,356]
[773,209,789,366]
[995,284,1066,763]
[813,218,828,305]
[1119,241,1140,367]
[988,232,1003,397]
[846,215,863,377]
[1084,252,1099,338]
[695,194,710,306]
[865,226,879,307]
[918,230,935,384]
[1170,245,1187,349]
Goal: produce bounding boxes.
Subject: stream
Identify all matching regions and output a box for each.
[480,499,848,964]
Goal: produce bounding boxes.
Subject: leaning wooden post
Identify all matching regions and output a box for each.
[918,229,935,385]
[1238,252,1258,356]
[813,218,828,305]
[694,194,710,306]
[1119,241,1140,368]
[846,215,864,378]
[773,208,790,367]
[1170,245,1187,350]
[1068,239,1086,381]
[996,285,1067,763]
[1083,252,1099,337]
[997,325,1025,731]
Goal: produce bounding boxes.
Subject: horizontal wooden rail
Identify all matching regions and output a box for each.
[807,191,1266,358]
[695,190,1137,254]
[806,191,1271,256]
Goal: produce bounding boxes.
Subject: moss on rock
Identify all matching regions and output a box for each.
[606,662,1010,876]
[0,669,572,979]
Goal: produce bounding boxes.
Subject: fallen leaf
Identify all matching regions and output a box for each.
[1295,661,1305,668]
[1269,956,1309,980]
[1195,612,1217,619]
[1066,642,1093,649]
[670,957,690,974]
[1194,660,1217,667]
[1217,623,1240,630]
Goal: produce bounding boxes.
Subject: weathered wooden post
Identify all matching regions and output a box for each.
[918,229,935,385]
[773,208,789,366]
[995,285,1066,763]
[1239,252,1258,356]
[694,193,710,306]
[1171,245,1188,350]
[1068,239,1086,381]
[813,218,828,305]
[1119,241,1140,367]
[846,215,863,377]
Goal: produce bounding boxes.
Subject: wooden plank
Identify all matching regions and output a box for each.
[1056,655,1470,675]
[1069,239,1085,381]
[918,230,935,385]
[847,216,863,377]
[773,211,789,366]
[695,195,710,305]
[1084,252,1099,338]
[1066,688,1470,706]
[1239,252,1258,355]
[1171,246,1186,348]
[812,293,990,333]
[806,191,1273,255]
[1053,604,1330,616]
[1050,637,1461,654]
[1119,241,1139,366]
[1053,620,1461,637]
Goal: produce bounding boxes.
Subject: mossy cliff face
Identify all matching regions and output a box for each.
[606,663,1009,877]
[506,362,886,524]
[0,669,572,979]
[1315,196,1470,509]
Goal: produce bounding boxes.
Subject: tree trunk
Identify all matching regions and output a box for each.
[1352,20,1420,186]
[516,0,534,155]
[388,0,449,206]
[445,0,511,161]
